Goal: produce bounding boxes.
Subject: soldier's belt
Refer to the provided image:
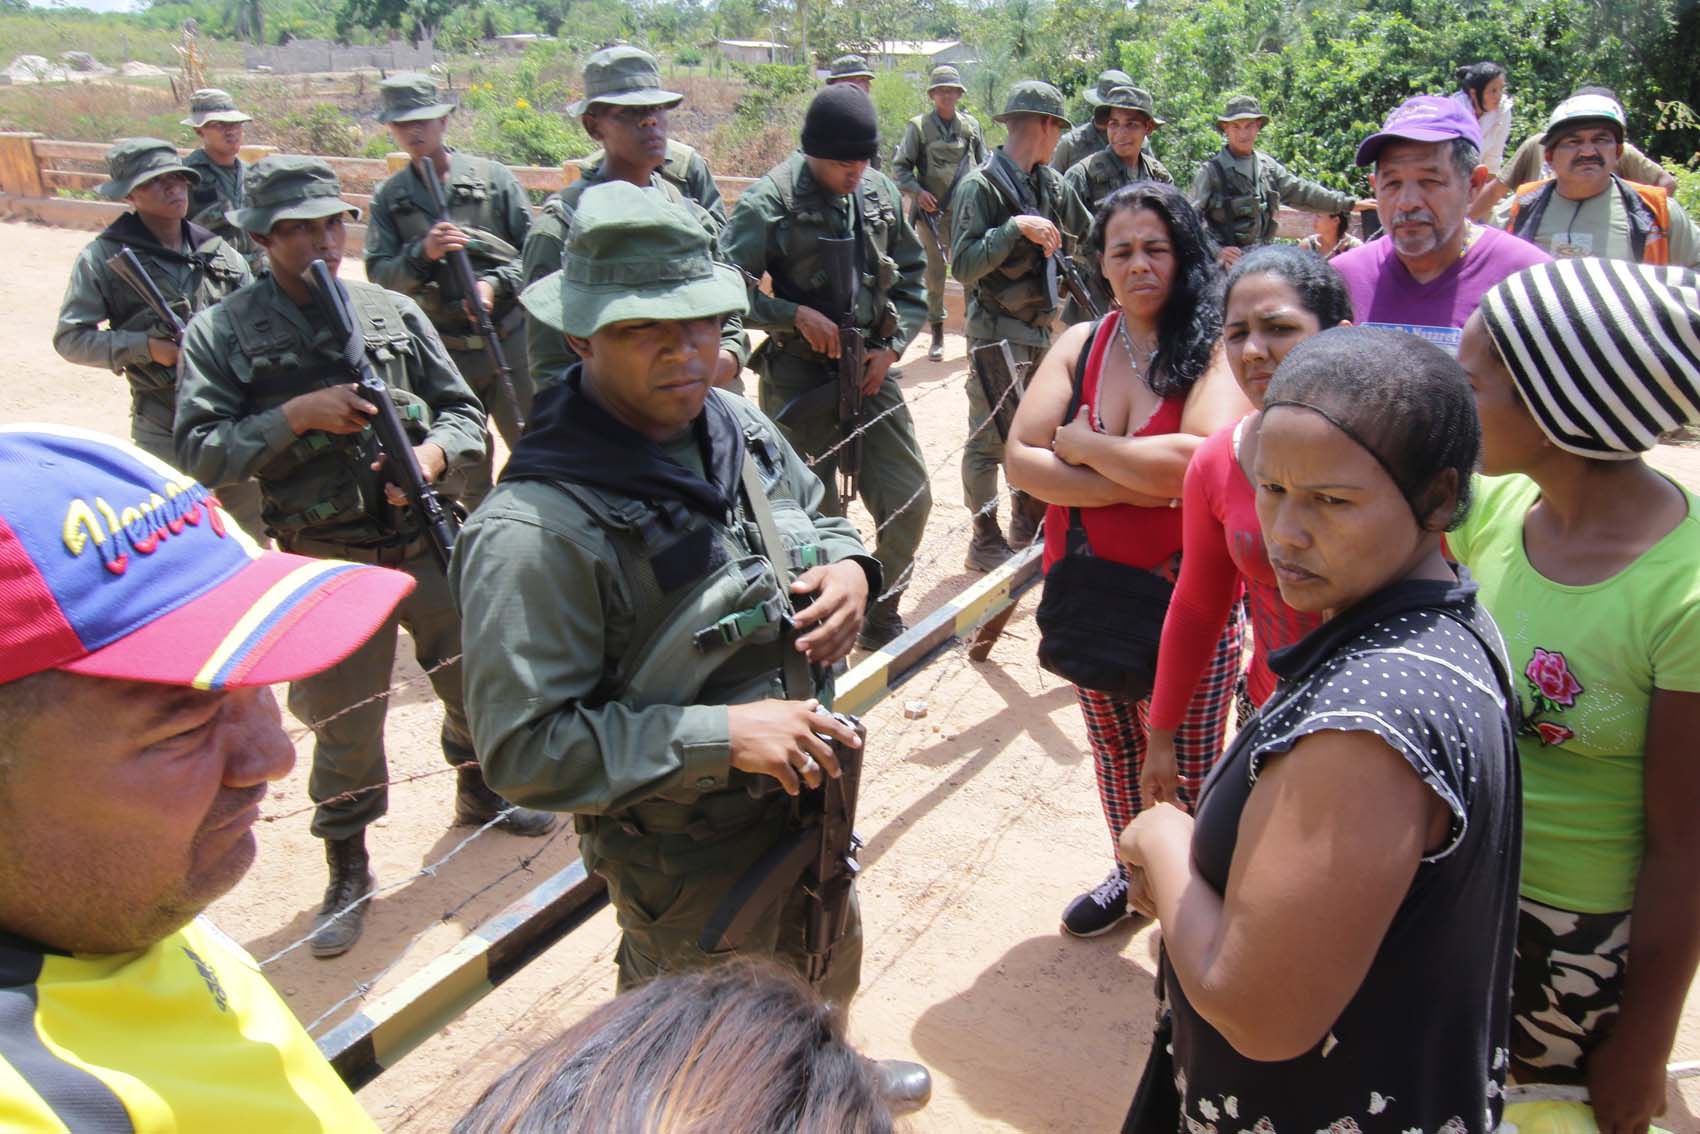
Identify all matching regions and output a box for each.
[764,332,844,362]
[437,307,524,352]
[599,787,788,840]
[280,532,425,566]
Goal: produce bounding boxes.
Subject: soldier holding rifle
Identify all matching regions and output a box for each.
[452,182,931,1112]
[53,137,264,540]
[721,86,930,650]
[951,82,1093,571]
[175,156,555,962]
[365,73,534,513]
[890,64,988,362]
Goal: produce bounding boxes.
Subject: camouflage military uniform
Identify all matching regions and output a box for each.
[1049,68,1132,173]
[890,69,988,329]
[1189,97,1355,250]
[181,89,266,275]
[53,137,263,540]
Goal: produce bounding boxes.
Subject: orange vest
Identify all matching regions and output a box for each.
[1506,176,1670,265]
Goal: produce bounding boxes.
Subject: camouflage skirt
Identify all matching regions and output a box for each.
[1510,895,1631,1084]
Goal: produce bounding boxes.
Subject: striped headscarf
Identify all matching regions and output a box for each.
[1479,259,1700,459]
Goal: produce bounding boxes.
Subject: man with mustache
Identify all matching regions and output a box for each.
[1503,92,1698,267]
[1330,95,1549,354]
[0,426,413,1132]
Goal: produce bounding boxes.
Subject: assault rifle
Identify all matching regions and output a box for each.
[413,158,524,432]
[907,143,974,264]
[978,158,1103,321]
[698,711,867,986]
[304,259,459,571]
[911,203,947,261]
[819,233,866,504]
[106,247,188,343]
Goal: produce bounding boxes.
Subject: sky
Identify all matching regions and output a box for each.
[27,0,147,12]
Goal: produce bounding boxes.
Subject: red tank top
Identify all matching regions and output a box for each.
[1041,312,1187,573]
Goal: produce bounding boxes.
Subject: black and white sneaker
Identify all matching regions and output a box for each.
[1061,870,1133,938]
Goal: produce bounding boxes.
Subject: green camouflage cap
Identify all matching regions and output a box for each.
[520,181,746,339]
[926,64,965,92]
[181,88,253,128]
[1082,68,1135,107]
[97,138,200,201]
[228,155,361,234]
[568,46,684,116]
[1100,85,1164,128]
[994,80,1069,126]
[378,73,456,124]
[826,54,876,82]
[1217,94,1269,126]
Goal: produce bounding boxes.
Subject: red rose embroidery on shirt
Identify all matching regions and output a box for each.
[1526,647,1583,709]
[1532,721,1576,746]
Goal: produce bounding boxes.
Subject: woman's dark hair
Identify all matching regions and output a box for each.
[1222,245,1352,330]
[452,961,891,1134]
[1454,61,1506,113]
[1263,326,1479,531]
[1087,180,1222,397]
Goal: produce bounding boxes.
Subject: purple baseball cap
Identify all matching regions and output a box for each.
[1355,95,1484,167]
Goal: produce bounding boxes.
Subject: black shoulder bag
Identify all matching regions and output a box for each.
[1034,318,1175,700]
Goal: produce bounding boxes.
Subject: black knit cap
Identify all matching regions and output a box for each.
[801,85,879,161]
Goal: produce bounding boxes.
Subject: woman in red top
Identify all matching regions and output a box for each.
[1008,182,1250,937]
[1143,246,1352,807]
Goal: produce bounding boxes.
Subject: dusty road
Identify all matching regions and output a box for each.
[7,217,1700,1133]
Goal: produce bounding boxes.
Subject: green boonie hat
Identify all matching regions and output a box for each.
[181,88,253,128]
[229,155,361,234]
[1100,85,1164,128]
[926,64,965,92]
[1217,94,1269,126]
[994,80,1069,126]
[519,182,747,339]
[568,45,684,116]
[1082,68,1134,107]
[827,54,875,81]
[98,138,200,201]
[378,73,457,124]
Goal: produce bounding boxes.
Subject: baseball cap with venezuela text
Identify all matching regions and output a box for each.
[0,426,415,690]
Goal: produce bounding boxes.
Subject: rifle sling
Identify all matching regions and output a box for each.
[738,452,816,703]
[695,824,819,955]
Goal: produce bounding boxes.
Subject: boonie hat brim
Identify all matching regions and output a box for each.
[229,195,361,235]
[183,109,254,127]
[97,161,201,201]
[521,262,748,340]
[993,108,1070,126]
[927,79,965,92]
[378,100,457,124]
[568,88,685,116]
[1217,111,1268,125]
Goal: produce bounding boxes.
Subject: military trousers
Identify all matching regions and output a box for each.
[757,350,931,607]
[283,539,473,841]
[133,407,266,545]
[919,207,955,325]
[963,338,1047,516]
[579,813,863,1009]
[449,319,534,516]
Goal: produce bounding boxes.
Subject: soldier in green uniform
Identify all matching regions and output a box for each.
[1049,68,1133,174]
[720,86,931,649]
[365,73,533,513]
[1189,94,1360,269]
[520,45,746,395]
[890,64,987,362]
[451,181,932,1113]
[1064,85,1173,315]
[950,81,1092,570]
[824,53,883,171]
[174,156,555,961]
[53,138,264,541]
[181,88,265,275]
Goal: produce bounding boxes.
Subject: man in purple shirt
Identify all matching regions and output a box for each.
[1332,95,1550,353]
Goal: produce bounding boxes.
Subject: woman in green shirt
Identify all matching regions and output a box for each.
[1452,259,1700,1134]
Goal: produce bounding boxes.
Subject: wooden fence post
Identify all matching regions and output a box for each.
[0,133,46,197]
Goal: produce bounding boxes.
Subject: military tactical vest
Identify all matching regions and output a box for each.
[377,155,521,332]
[766,155,902,339]
[1073,148,1169,210]
[98,226,248,401]
[1202,149,1281,247]
[976,156,1067,325]
[183,151,264,274]
[221,280,436,542]
[911,110,979,202]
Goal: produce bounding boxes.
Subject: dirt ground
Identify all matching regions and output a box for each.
[8,217,1700,1133]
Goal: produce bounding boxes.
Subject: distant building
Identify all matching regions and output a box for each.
[716,39,793,65]
[870,40,974,69]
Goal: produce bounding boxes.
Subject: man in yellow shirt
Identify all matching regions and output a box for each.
[0,425,412,1132]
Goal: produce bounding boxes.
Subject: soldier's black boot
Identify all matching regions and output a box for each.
[857,593,907,652]
[309,833,374,959]
[963,511,1014,572]
[873,1058,933,1115]
[1007,490,1047,550]
[927,321,945,362]
[453,763,558,836]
